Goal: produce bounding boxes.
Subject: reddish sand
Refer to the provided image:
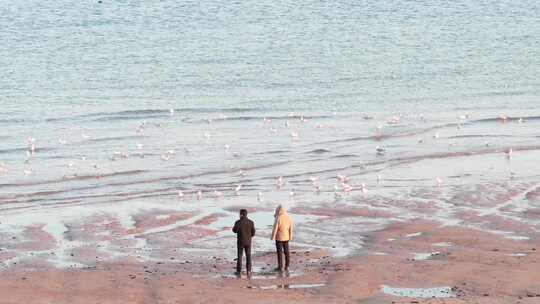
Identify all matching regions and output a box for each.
[1,220,539,304]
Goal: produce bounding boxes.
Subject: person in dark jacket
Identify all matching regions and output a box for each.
[232,209,255,276]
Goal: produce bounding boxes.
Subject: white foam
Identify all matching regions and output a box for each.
[381,285,455,298]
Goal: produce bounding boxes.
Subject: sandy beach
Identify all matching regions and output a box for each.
[1,218,539,304]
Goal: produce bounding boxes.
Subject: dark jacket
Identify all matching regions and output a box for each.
[233,217,255,246]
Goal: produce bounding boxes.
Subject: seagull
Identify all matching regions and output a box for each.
[433,133,439,139]
[169,109,175,116]
[224,144,230,151]
[289,191,295,199]
[360,183,368,194]
[436,177,442,187]
[285,121,290,127]
[505,148,513,159]
[376,146,386,155]
[377,175,381,184]
[204,132,211,139]
[178,190,184,199]
[263,117,272,124]
[276,176,284,189]
[257,192,263,202]
[234,184,242,196]
[23,169,32,176]
[58,138,67,145]
[197,191,203,200]
[67,162,74,169]
[136,143,144,150]
[342,182,353,193]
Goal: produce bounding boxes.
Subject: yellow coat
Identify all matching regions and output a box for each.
[271,207,293,241]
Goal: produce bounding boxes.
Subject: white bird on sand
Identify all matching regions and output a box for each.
[518,118,524,124]
[376,146,386,155]
[169,108,175,116]
[436,177,442,187]
[270,127,278,134]
[377,175,381,184]
[204,132,211,139]
[58,138,67,145]
[23,169,32,176]
[342,182,353,193]
[67,162,74,169]
[178,190,184,199]
[136,143,144,150]
[433,133,439,139]
[505,148,513,159]
[234,184,242,196]
[224,144,230,151]
[257,192,263,202]
[289,191,295,198]
[30,143,36,153]
[360,183,368,194]
[27,137,36,144]
[276,176,284,189]
[263,117,272,124]
[285,121,290,127]
[197,191,203,200]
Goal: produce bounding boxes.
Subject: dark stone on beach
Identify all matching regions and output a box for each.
[492,249,499,252]
[532,248,536,251]
[483,293,489,296]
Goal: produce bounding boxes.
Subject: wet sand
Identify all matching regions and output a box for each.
[1,219,539,304]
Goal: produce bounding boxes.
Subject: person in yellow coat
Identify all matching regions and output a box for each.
[271,204,293,272]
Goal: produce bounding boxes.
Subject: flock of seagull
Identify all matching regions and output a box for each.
[0,109,521,203]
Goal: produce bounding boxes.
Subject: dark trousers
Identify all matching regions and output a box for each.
[236,243,251,272]
[275,240,290,270]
